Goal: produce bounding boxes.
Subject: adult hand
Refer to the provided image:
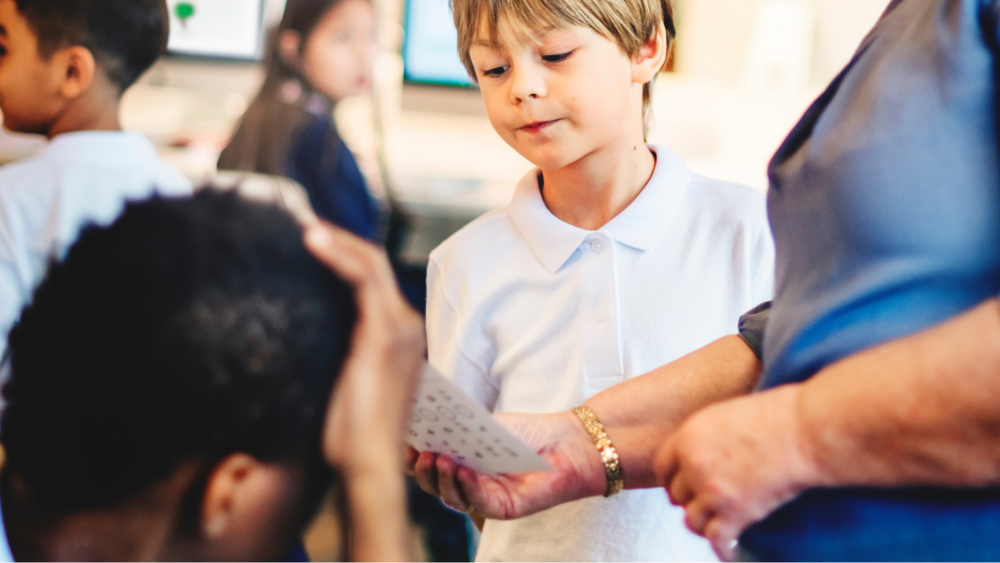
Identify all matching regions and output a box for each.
[304,221,424,561]
[405,410,606,519]
[654,384,822,561]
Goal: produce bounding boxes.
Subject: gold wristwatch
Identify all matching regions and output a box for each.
[571,406,624,497]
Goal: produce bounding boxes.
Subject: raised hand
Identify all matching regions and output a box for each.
[304,221,425,561]
[405,410,607,520]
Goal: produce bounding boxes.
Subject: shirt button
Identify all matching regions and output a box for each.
[591,240,606,254]
[595,307,608,322]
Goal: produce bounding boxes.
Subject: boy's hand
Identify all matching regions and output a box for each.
[405,411,607,519]
[304,222,425,476]
[305,221,424,562]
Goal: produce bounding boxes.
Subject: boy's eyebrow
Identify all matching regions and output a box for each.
[0,24,8,37]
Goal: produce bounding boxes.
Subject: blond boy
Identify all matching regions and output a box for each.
[422,0,774,559]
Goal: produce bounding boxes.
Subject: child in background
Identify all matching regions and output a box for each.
[219,0,379,241]
[0,0,191,360]
[220,0,428,312]
[423,0,774,560]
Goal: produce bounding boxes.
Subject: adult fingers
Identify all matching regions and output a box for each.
[666,470,695,507]
[435,455,471,511]
[654,437,681,488]
[683,498,715,535]
[703,517,742,562]
[413,451,442,496]
[404,447,420,475]
[455,466,496,516]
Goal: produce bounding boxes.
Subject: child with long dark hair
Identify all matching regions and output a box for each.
[219,0,379,240]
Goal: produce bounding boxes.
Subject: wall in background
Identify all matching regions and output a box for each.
[118,0,893,201]
[677,0,890,87]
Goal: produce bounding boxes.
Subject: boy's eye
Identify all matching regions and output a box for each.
[541,51,573,63]
[482,65,508,78]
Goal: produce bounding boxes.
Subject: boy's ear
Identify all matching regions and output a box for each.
[55,46,97,100]
[199,453,260,540]
[632,22,669,85]
[278,30,303,70]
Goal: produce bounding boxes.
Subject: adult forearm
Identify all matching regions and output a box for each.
[586,335,762,488]
[798,298,1000,489]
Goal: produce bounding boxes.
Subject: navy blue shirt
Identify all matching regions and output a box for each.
[286,115,380,241]
[742,0,1000,559]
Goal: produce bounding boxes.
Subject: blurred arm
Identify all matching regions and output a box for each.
[305,222,425,562]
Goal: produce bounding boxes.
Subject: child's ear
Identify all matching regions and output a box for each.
[56,46,96,100]
[199,453,259,540]
[632,22,669,85]
[278,30,303,70]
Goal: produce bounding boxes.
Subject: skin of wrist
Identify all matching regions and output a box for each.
[785,382,830,491]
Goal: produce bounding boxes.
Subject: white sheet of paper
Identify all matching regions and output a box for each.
[407,364,551,474]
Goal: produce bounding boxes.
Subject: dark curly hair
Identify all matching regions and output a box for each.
[14,0,169,92]
[1,189,355,512]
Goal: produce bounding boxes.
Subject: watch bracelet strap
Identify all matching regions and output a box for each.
[571,406,624,497]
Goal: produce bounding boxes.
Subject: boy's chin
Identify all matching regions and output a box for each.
[522,153,580,171]
[517,145,582,172]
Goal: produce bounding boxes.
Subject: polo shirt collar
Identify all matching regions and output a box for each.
[507,144,691,274]
[42,131,158,164]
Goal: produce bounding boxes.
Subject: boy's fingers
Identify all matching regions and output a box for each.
[303,222,396,292]
[304,223,418,336]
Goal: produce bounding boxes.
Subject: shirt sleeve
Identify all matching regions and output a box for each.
[738,301,771,361]
[0,221,28,364]
[426,258,500,411]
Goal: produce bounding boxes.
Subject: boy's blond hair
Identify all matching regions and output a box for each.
[452,0,675,138]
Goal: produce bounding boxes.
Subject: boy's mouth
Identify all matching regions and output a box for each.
[520,120,558,133]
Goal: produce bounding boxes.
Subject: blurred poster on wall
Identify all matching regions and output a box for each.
[167,0,266,60]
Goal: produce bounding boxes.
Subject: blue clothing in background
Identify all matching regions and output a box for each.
[286,116,380,241]
[285,115,427,312]
[742,0,1000,559]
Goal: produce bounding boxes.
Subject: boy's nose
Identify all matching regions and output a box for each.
[509,66,547,104]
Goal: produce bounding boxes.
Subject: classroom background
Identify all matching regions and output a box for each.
[0,0,888,558]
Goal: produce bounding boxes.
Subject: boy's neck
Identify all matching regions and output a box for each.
[539,136,656,231]
[45,82,122,139]
[46,101,121,139]
[3,468,192,562]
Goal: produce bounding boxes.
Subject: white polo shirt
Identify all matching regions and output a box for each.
[0,131,192,361]
[0,491,11,563]
[427,145,774,562]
